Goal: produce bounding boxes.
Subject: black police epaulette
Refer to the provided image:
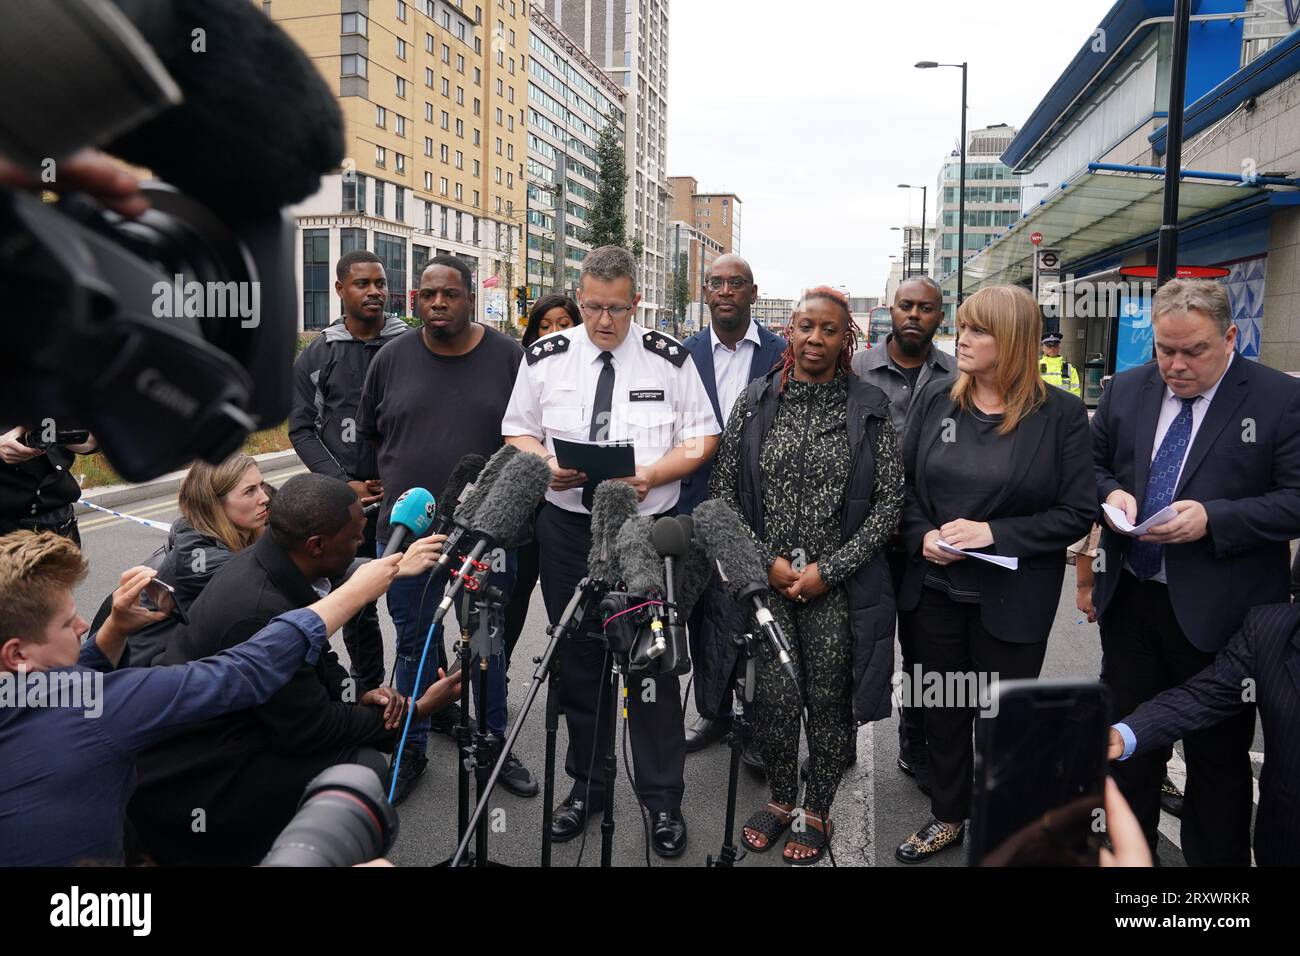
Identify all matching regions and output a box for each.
[526,334,571,366]
[642,330,688,368]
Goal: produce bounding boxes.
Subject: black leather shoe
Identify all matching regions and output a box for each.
[897,754,916,777]
[1160,775,1184,817]
[895,819,965,864]
[741,742,767,777]
[650,810,688,858]
[684,716,730,753]
[551,792,602,843]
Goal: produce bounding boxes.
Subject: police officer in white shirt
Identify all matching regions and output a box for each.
[502,245,720,858]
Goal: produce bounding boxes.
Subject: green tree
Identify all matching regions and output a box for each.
[586,123,628,250]
[670,251,690,338]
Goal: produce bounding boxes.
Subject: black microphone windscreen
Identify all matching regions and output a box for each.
[691,499,767,598]
[650,516,689,559]
[587,480,638,584]
[472,453,552,543]
[105,0,344,213]
[455,445,518,528]
[616,516,663,599]
[437,454,487,526]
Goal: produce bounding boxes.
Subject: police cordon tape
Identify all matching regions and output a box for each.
[77,500,173,532]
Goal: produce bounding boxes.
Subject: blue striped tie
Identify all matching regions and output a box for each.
[1129,397,1197,581]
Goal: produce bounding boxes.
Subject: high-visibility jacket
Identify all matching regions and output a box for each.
[1040,353,1082,398]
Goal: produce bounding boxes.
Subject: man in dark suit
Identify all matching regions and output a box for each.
[850,275,955,794]
[127,474,455,863]
[679,254,785,753]
[1093,278,1300,866]
[1109,602,1300,866]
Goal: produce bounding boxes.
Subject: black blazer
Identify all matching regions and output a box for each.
[1092,357,1300,652]
[1123,602,1300,865]
[129,534,391,865]
[898,380,1097,643]
[677,322,785,515]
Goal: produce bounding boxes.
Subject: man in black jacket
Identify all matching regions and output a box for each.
[1109,602,1300,866]
[127,475,455,865]
[1093,279,1300,865]
[290,250,409,693]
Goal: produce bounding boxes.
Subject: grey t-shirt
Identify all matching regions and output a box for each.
[358,325,523,543]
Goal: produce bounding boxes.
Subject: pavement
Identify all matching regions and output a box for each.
[69,459,1265,868]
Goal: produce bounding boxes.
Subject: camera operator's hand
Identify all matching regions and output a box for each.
[396,534,447,578]
[95,567,170,666]
[0,427,44,464]
[1100,777,1152,867]
[0,149,150,218]
[414,668,463,719]
[361,686,408,730]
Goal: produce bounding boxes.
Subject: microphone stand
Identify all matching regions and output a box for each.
[599,652,623,868]
[450,576,606,869]
[436,549,504,868]
[708,628,758,868]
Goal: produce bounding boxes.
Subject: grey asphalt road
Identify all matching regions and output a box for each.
[71,467,1264,868]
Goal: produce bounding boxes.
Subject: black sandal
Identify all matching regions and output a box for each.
[741,804,794,853]
[784,817,831,866]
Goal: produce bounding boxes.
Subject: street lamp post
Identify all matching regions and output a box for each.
[899,183,928,278]
[1157,0,1193,288]
[916,60,968,305]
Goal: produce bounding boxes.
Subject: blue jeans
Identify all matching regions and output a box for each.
[383,543,515,752]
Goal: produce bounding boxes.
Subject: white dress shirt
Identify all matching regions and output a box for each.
[710,320,762,426]
[1135,354,1235,583]
[501,322,720,516]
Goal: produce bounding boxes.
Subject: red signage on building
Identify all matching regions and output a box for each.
[1119,266,1231,279]
[1030,232,1044,246]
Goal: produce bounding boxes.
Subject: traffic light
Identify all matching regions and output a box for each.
[515,285,528,319]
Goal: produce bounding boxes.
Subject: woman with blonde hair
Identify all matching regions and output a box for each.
[96,454,270,666]
[893,284,1095,862]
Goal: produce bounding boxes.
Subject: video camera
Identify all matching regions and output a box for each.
[0,0,344,482]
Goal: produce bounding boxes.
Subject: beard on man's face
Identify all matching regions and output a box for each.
[893,324,936,357]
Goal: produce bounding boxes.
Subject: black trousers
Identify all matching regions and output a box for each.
[342,510,385,693]
[503,534,541,665]
[888,548,928,786]
[536,504,686,814]
[1100,572,1256,866]
[904,587,1049,823]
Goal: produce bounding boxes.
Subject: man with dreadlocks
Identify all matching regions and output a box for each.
[708,287,904,864]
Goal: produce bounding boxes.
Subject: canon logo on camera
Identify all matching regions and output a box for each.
[135,369,200,419]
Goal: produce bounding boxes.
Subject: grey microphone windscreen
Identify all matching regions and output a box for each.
[587,480,639,584]
[615,516,662,599]
[455,444,518,528]
[472,453,553,543]
[691,499,767,599]
[674,514,714,619]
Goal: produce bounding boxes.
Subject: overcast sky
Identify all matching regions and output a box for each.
[666,0,1116,301]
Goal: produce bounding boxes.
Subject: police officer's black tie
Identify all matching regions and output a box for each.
[584,351,615,509]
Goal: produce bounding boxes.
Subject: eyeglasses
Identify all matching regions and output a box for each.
[706,277,750,291]
[580,302,633,320]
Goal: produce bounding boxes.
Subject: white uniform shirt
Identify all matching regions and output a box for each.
[501,322,720,516]
[710,320,762,427]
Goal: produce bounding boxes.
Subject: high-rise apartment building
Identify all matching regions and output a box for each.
[933,123,1022,323]
[541,0,670,326]
[667,219,722,335]
[525,6,626,302]
[271,0,530,330]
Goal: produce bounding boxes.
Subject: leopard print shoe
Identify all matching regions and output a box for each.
[895,819,965,864]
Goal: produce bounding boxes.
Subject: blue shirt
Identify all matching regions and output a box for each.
[0,609,327,867]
